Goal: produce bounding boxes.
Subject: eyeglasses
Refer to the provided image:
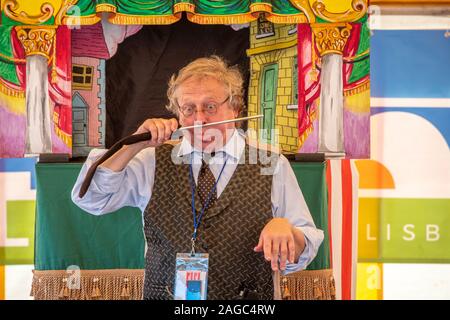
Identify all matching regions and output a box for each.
[178,96,230,118]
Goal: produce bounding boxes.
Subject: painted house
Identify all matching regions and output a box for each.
[247,15,299,154]
[71,23,108,157]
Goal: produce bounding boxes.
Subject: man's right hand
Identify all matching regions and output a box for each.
[99,118,178,172]
[134,118,179,149]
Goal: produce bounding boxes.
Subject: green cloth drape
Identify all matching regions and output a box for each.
[34,161,329,271]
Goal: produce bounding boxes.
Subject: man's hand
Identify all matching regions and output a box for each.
[99,118,178,172]
[254,218,303,271]
[134,118,179,149]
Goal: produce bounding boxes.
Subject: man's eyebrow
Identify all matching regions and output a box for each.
[179,96,221,104]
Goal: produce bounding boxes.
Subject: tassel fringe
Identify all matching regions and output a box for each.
[281,269,336,300]
[31,269,144,300]
[32,268,334,300]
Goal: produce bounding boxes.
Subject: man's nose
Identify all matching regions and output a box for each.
[193,107,208,123]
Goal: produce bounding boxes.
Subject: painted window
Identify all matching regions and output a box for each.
[72,64,93,90]
[256,13,275,39]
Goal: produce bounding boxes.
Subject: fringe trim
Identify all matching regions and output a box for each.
[108,13,181,25]
[281,269,336,300]
[0,79,25,98]
[62,14,102,26]
[298,108,317,147]
[54,125,72,147]
[32,268,335,300]
[31,269,144,300]
[186,12,257,25]
[95,4,117,14]
[249,3,273,17]
[173,3,195,14]
[266,13,309,24]
[60,6,308,26]
[344,79,370,96]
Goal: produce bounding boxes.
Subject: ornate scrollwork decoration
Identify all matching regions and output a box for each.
[15,26,57,59]
[311,23,353,56]
[4,0,55,25]
[311,0,367,23]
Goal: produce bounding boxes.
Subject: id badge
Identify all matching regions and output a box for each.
[174,253,209,300]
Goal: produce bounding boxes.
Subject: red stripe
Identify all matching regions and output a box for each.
[341,160,353,300]
[325,160,333,268]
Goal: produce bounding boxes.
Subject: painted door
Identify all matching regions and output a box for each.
[72,108,88,146]
[72,93,88,147]
[260,63,278,143]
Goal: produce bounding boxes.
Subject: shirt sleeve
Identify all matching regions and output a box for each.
[71,147,156,215]
[271,154,325,274]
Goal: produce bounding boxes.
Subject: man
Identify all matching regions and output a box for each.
[72,55,323,300]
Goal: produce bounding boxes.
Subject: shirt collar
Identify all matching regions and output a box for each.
[176,129,245,161]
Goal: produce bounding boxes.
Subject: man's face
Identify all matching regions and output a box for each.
[176,75,239,151]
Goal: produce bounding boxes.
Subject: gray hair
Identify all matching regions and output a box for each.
[166,55,245,117]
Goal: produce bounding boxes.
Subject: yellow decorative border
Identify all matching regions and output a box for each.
[54,124,72,147]
[266,13,309,24]
[62,14,101,25]
[0,78,25,98]
[246,39,298,56]
[249,3,273,14]
[173,2,195,14]
[60,3,309,26]
[186,12,257,25]
[96,4,117,13]
[53,111,72,147]
[1,0,370,26]
[107,13,181,25]
[344,79,370,96]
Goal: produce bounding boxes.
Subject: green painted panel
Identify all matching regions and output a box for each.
[349,20,370,84]
[290,162,329,270]
[0,26,20,85]
[35,163,145,270]
[379,198,450,262]
[0,200,35,265]
[34,162,329,272]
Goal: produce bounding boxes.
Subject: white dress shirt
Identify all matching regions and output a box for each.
[72,129,324,273]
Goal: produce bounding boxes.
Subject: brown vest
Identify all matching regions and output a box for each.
[142,143,275,299]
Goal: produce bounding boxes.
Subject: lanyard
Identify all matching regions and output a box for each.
[188,154,228,255]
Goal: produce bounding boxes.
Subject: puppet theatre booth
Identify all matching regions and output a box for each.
[0,0,368,300]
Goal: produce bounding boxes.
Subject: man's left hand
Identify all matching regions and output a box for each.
[254,218,296,271]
